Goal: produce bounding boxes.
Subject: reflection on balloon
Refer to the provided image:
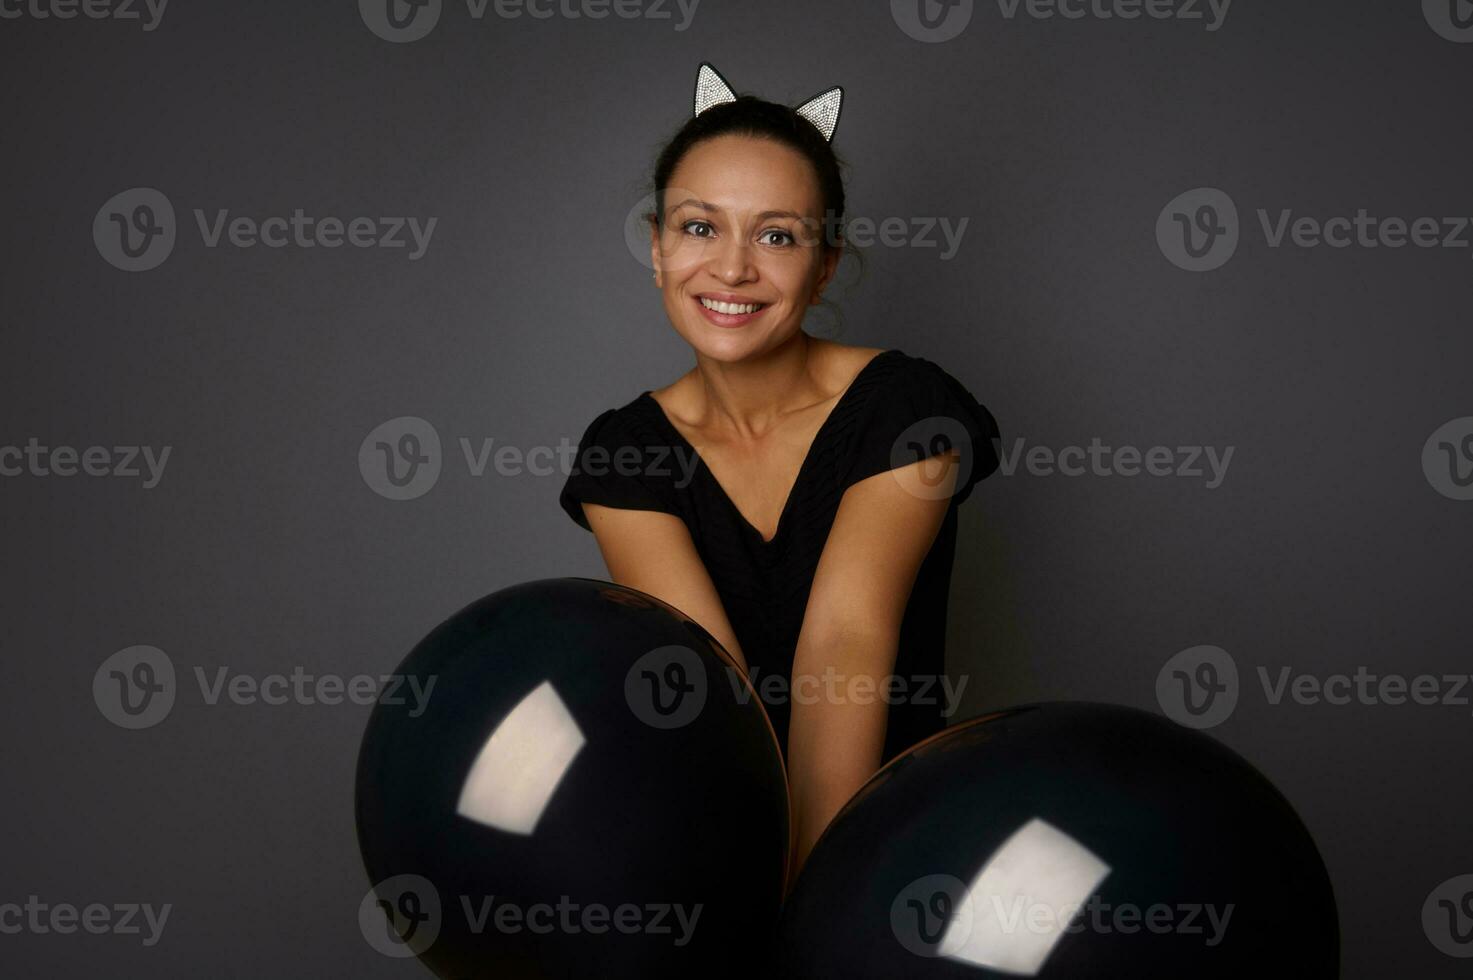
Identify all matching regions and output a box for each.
[454,679,587,835]
[777,701,1338,979]
[939,815,1112,972]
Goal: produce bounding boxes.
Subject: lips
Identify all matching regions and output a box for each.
[698,295,766,315]
[694,294,768,328]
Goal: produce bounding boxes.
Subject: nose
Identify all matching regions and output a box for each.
[710,234,757,285]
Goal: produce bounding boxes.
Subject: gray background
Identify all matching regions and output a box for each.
[2,0,1469,975]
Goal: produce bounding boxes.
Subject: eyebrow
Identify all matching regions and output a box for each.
[667,199,806,222]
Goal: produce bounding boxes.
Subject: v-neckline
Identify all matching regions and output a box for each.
[639,349,897,547]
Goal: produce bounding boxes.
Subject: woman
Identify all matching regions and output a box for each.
[559,63,1001,886]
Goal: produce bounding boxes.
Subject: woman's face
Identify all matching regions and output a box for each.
[651,134,840,362]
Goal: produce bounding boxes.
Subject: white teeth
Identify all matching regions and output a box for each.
[699,297,764,315]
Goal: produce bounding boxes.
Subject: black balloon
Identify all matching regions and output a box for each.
[355,577,789,979]
[777,701,1338,978]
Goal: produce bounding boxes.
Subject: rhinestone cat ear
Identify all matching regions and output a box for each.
[692,62,845,143]
[793,84,844,142]
[693,63,738,117]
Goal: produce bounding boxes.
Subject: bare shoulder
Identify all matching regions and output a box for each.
[816,340,889,392]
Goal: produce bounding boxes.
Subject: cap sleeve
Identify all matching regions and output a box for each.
[559,407,681,532]
[840,357,1001,507]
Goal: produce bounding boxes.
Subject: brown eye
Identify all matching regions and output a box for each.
[760,229,795,247]
[682,220,714,238]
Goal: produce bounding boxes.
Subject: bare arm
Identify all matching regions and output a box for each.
[784,449,960,888]
[580,501,749,674]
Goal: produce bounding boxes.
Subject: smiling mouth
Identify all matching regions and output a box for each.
[698,296,767,315]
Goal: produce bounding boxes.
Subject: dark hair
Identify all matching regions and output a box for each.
[644,93,865,334]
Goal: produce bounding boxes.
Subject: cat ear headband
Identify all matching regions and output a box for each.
[693,62,844,142]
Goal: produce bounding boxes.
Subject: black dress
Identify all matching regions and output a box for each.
[558,348,1001,766]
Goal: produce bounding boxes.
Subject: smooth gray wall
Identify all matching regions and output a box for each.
[1,0,1468,976]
